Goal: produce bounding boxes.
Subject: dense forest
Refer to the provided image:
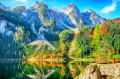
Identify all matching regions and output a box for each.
[0,9,36,59]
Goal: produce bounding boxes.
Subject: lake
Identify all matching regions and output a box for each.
[0,59,91,79]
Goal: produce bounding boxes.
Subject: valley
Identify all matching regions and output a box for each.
[0,1,120,79]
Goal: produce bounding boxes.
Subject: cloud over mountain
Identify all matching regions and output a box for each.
[101,0,120,13]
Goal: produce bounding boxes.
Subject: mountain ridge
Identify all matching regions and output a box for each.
[0,1,108,58]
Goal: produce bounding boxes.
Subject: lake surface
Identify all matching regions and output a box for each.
[0,60,91,79]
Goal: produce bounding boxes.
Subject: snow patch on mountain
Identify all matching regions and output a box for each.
[6,31,13,36]
[31,23,55,50]
[22,12,27,17]
[0,20,19,36]
[33,1,39,8]
[0,20,7,33]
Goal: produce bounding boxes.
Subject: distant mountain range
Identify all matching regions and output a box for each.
[0,2,10,10]
[0,1,107,58]
[0,1,107,40]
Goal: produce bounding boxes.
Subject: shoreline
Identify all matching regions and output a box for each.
[27,59,64,61]
[0,59,64,62]
[0,59,27,61]
[0,58,120,62]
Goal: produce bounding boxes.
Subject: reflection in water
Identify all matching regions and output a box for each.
[0,60,30,79]
[0,60,90,79]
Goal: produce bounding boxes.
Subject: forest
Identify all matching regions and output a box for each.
[23,18,120,62]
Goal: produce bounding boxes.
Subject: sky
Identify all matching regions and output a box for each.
[0,0,120,19]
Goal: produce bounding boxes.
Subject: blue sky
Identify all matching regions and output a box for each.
[0,0,120,19]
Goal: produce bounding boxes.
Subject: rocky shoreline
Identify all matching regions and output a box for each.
[76,63,120,79]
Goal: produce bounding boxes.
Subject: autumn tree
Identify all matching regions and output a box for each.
[59,30,75,55]
[91,24,103,61]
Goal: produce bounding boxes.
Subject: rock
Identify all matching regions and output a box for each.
[77,65,101,79]
[77,63,120,79]
[61,3,81,26]
[33,1,39,8]
[82,9,106,26]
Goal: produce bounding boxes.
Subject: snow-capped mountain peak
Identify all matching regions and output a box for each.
[61,3,80,15]
[84,9,93,13]
[33,1,39,8]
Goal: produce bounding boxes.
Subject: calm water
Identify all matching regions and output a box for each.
[0,60,91,79]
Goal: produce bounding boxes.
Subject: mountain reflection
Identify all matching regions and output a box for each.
[0,60,90,79]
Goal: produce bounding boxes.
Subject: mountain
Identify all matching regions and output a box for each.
[0,2,10,10]
[61,4,106,27]
[33,1,39,8]
[61,3,81,26]
[0,1,107,58]
[82,9,106,26]
[0,8,37,58]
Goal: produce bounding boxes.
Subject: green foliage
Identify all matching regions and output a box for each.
[36,3,47,12]
[0,9,29,27]
[75,26,93,58]
[60,30,75,43]
[23,45,37,57]
[68,3,75,7]
[14,26,24,41]
[0,33,22,58]
[44,19,56,30]
[44,31,59,41]
[59,30,75,55]
[22,63,36,76]
[93,24,102,40]
[12,6,26,14]
[29,40,62,58]
[37,3,48,18]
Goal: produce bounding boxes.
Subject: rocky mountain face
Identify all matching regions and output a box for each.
[0,20,17,36]
[0,2,10,10]
[9,1,106,34]
[82,9,106,26]
[0,1,107,35]
[61,3,81,26]
[61,4,106,27]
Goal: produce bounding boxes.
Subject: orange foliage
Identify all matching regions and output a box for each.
[66,40,70,43]
[25,35,27,38]
[81,30,84,34]
[59,33,62,38]
[22,61,26,65]
[115,21,119,25]
[100,24,109,36]
[74,31,79,39]
[22,56,26,59]
[88,34,93,39]
[112,20,115,23]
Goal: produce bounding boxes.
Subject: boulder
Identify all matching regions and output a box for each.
[77,65,101,79]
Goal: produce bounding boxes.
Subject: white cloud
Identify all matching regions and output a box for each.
[101,2,117,13]
[16,0,27,3]
[112,0,120,2]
